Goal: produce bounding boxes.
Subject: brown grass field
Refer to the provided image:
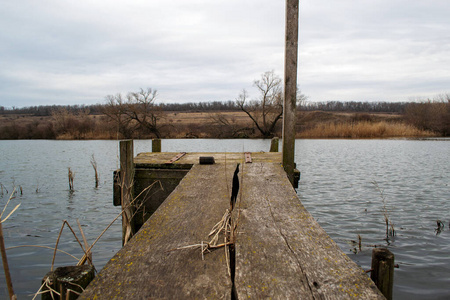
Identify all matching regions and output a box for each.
[0,110,438,140]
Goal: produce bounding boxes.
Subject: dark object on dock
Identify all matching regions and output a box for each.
[371,248,395,300]
[199,156,215,164]
[42,265,95,300]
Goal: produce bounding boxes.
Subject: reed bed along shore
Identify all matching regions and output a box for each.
[1,111,441,140]
[298,121,437,139]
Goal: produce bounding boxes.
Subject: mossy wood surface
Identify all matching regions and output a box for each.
[80,163,235,299]
[234,162,385,299]
[134,151,282,166]
[83,152,384,299]
[42,265,95,300]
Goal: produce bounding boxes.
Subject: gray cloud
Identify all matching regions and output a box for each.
[0,0,449,107]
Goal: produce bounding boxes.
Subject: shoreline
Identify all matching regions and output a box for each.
[0,110,442,140]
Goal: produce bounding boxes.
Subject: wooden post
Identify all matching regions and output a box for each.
[270,137,279,152]
[42,265,95,300]
[120,140,135,246]
[152,138,161,152]
[282,0,299,186]
[371,248,394,300]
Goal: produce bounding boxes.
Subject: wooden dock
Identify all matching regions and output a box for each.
[80,150,385,299]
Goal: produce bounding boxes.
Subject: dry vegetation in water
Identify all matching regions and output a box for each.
[299,120,435,138]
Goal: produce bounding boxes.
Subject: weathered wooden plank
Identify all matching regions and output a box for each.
[80,164,236,299]
[234,162,385,299]
[134,152,282,166]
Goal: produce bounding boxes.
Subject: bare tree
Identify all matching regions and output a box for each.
[103,88,164,138]
[237,71,306,138]
[103,93,132,137]
[209,113,253,138]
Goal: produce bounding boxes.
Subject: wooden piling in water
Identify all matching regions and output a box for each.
[119,140,135,246]
[371,248,394,300]
[42,265,95,300]
[282,0,299,186]
[270,137,279,152]
[152,138,161,152]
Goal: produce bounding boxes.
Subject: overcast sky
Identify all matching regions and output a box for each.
[1,0,449,108]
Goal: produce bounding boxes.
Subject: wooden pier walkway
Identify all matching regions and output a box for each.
[80,151,384,299]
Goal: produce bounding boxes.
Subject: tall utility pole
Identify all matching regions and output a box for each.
[282,0,299,186]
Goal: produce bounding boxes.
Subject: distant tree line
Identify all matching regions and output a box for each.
[0,100,415,116]
[1,92,449,139]
[0,104,105,116]
[302,101,409,113]
[159,100,239,112]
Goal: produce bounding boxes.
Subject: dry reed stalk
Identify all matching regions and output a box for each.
[75,182,159,265]
[0,189,19,300]
[32,277,61,300]
[299,121,437,138]
[77,219,92,265]
[90,154,99,188]
[0,217,15,299]
[0,195,20,224]
[0,183,8,196]
[51,220,93,271]
[373,181,395,240]
[116,161,162,246]
[119,169,134,245]
[33,279,57,299]
[31,181,161,298]
[167,158,244,278]
[128,180,164,224]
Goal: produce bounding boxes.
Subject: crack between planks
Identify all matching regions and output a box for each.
[264,195,317,299]
[229,163,240,300]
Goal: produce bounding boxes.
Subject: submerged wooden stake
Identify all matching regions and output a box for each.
[90,155,99,188]
[68,168,75,191]
[371,248,394,300]
[42,265,95,300]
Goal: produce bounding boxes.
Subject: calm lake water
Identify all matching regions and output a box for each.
[0,139,449,299]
